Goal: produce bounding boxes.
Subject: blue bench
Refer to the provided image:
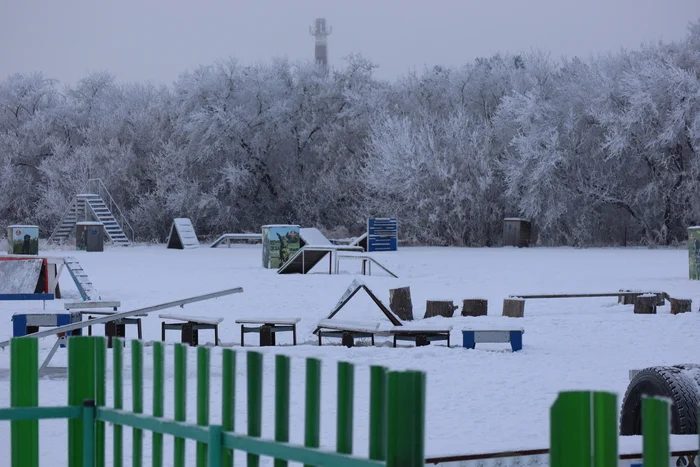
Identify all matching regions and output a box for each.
[462,328,524,352]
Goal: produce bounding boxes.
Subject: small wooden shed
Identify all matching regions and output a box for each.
[503,218,531,247]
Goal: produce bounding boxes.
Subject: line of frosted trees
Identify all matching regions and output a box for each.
[2,21,700,246]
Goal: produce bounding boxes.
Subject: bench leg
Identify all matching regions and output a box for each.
[341,332,354,348]
[447,332,450,348]
[462,331,476,349]
[182,323,197,347]
[393,335,397,348]
[510,331,523,352]
[415,334,429,347]
[293,325,297,346]
[260,325,273,347]
[318,331,322,346]
[240,325,245,347]
[371,334,375,346]
[161,322,166,342]
[137,319,142,340]
[214,325,219,346]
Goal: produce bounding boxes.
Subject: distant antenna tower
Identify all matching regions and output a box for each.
[309,18,331,67]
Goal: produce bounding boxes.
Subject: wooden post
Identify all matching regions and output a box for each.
[502,298,525,317]
[260,325,274,346]
[389,287,414,321]
[670,298,692,315]
[461,299,487,317]
[633,295,657,314]
[423,300,458,319]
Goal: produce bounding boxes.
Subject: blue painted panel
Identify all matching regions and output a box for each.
[462,331,476,349]
[12,315,27,337]
[0,294,55,301]
[510,331,523,352]
[368,218,398,252]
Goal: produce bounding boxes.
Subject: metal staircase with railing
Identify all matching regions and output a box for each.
[48,179,134,246]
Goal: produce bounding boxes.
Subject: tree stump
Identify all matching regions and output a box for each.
[670,298,692,315]
[461,299,488,317]
[423,300,458,319]
[618,290,642,305]
[502,298,525,318]
[633,295,657,314]
[390,286,414,321]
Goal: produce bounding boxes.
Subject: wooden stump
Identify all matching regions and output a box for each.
[502,298,525,318]
[618,290,642,305]
[633,295,657,314]
[390,286,414,321]
[423,300,458,319]
[461,299,488,317]
[670,298,692,315]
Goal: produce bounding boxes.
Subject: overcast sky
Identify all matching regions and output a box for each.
[2,0,699,86]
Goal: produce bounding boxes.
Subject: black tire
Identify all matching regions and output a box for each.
[620,365,700,435]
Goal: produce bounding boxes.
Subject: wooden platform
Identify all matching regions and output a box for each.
[236,317,300,347]
[390,326,453,348]
[316,319,381,348]
[160,314,223,346]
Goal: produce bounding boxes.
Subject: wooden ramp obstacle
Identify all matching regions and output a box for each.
[278,228,363,274]
[167,218,200,249]
[0,258,46,294]
[63,256,100,301]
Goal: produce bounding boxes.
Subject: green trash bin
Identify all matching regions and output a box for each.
[688,227,700,280]
[7,225,39,255]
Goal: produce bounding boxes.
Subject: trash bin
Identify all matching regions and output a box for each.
[7,225,39,255]
[503,218,532,247]
[688,226,700,279]
[261,224,301,268]
[76,222,104,252]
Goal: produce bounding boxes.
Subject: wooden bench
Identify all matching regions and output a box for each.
[160,314,223,347]
[390,326,452,347]
[316,319,381,348]
[462,327,525,352]
[64,300,121,311]
[235,318,300,347]
[82,310,146,348]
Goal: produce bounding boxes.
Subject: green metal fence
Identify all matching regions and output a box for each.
[0,336,426,467]
[550,390,699,467]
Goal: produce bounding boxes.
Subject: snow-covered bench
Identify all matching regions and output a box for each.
[462,327,524,352]
[159,314,224,347]
[389,325,453,347]
[235,317,300,347]
[315,319,380,348]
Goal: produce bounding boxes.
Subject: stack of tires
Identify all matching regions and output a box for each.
[620,364,700,435]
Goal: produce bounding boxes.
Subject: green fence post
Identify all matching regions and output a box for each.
[10,337,38,467]
[174,344,187,467]
[209,425,223,467]
[132,339,144,467]
[94,337,106,467]
[550,391,617,467]
[113,338,123,467]
[197,346,211,467]
[304,358,321,467]
[593,391,617,467]
[247,352,263,467]
[152,341,164,467]
[69,336,97,467]
[642,396,671,467]
[274,355,291,467]
[336,361,354,455]
[221,349,236,467]
[386,370,425,467]
[369,366,387,461]
[82,400,96,467]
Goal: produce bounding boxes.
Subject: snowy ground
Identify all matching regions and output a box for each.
[0,243,699,465]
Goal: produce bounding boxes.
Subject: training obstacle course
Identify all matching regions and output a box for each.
[0,336,427,467]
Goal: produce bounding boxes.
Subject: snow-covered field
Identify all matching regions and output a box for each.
[1,243,699,465]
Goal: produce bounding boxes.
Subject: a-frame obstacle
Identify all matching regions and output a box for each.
[313,279,402,335]
[167,218,200,249]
